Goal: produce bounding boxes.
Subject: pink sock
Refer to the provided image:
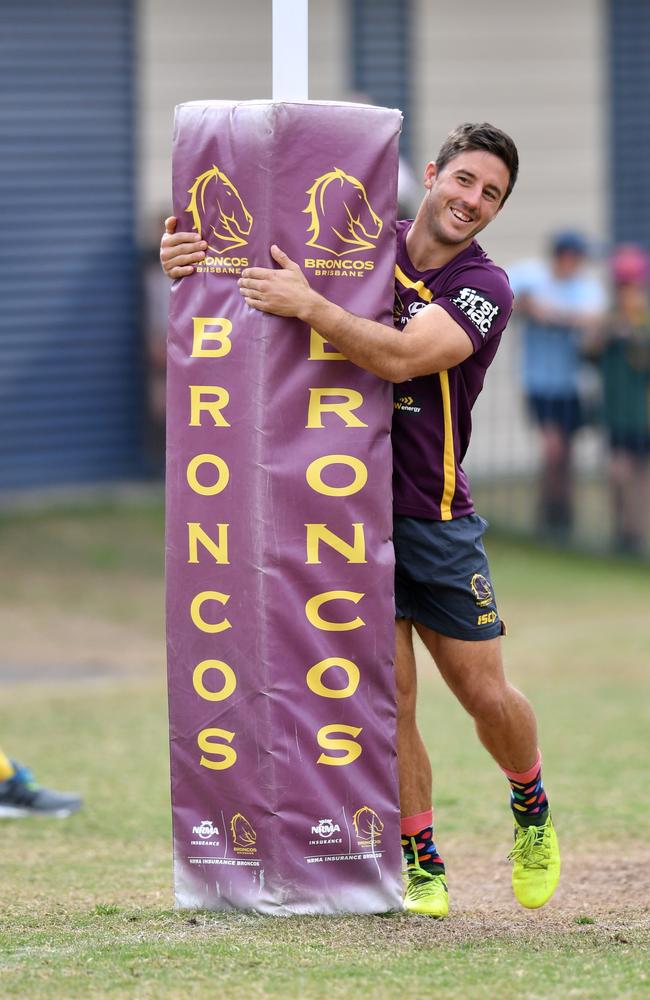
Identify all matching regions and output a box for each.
[400,808,433,836]
[502,750,549,824]
[501,750,542,784]
[400,808,444,872]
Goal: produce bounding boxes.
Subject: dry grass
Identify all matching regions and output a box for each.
[1,497,649,997]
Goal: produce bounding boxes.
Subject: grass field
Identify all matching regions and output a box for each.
[1,494,649,998]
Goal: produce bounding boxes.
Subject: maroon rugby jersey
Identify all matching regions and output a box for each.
[392,220,513,520]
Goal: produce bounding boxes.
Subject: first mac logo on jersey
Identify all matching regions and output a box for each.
[451,287,499,337]
[304,167,382,278]
[186,165,252,273]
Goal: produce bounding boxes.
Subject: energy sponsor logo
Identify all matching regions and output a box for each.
[186,165,252,273]
[303,167,382,277]
[470,573,493,607]
[191,818,220,846]
[352,806,384,848]
[231,812,257,856]
[394,394,421,414]
[451,287,499,337]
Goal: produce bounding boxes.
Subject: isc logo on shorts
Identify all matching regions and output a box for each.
[477,611,498,626]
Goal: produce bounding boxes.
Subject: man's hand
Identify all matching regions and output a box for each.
[160,216,207,279]
[238,245,316,319]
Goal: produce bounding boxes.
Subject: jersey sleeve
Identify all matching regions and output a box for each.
[433,263,514,352]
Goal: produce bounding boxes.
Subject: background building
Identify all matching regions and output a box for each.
[2,0,649,552]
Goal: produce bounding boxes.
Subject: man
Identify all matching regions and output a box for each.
[160,122,560,918]
[509,232,606,537]
[0,747,82,818]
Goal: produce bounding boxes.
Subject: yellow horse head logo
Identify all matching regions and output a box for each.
[352,806,384,848]
[231,812,257,851]
[303,167,382,257]
[186,166,253,254]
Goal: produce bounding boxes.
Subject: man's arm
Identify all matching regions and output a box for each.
[239,246,474,383]
[515,292,599,331]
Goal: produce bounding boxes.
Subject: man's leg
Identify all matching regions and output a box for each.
[395,618,432,814]
[539,423,573,534]
[395,618,448,917]
[413,624,560,908]
[609,448,647,553]
[413,627,536,771]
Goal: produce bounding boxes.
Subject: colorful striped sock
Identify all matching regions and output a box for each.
[401,809,445,875]
[502,751,549,828]
[0,749,16,783]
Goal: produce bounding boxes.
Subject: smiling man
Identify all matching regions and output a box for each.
[161,122,561,918]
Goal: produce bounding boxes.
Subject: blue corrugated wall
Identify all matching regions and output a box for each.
[609,0,650,249]
[351,0,412,159]
[0,0,141,490]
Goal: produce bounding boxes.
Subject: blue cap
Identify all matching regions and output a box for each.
[551,230,588,256]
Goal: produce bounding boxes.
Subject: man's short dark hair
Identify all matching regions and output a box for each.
[435,123,519,204]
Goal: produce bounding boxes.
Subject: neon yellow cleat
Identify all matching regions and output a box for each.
[508,813,561,909]
[403,841,449,918]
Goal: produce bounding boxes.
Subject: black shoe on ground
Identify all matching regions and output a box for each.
[0,762,82,818]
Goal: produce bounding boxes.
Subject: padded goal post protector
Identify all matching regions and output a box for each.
[166,100,402,914]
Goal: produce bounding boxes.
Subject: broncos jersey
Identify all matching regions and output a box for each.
[392,220,513,521]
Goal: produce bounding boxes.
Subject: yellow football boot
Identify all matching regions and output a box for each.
[508,813,561,909]
[403,839,449,917]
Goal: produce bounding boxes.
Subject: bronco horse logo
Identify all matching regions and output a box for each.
[231,812,257,853]
[186,165,253,254]
[352,806,384,848]
[304,167,382,257]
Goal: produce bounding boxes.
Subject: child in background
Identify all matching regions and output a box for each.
[586,245,650,554]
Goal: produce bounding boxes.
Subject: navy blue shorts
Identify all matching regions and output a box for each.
[609,429,650,457]
[527,393,583,435]
[394,514,504,641]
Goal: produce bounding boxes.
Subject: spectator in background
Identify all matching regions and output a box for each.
[584,245,650,555]
[509,232,606,537]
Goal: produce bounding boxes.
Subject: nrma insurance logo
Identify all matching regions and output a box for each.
[191,818,220,846]
[311,818,340,838]
[186,165,253,274]
[303,167,382,279]
[309,817,343,847]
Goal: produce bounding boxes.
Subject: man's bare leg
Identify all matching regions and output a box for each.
[413,626,537,772]
[412,623,559,909]
[395,618,448,916]
[395,617,432,815]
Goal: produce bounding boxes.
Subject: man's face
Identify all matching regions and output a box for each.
[422,150,509,248]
